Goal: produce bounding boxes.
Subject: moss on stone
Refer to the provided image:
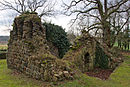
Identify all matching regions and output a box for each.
[42,53,57,59]
[63,33,97,72]
[71,41,82,50]
[15,13,41,24]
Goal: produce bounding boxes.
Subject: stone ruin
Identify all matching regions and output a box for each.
[7,13,123,82]
[63,31,123,72]
[63,33,96,72]
[7,13,79,82]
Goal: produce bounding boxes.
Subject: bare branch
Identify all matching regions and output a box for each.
[107,0,129,17]
[0,0,56,17]
[62,0,129,47]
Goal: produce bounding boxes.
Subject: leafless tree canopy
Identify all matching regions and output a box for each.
[63,0,129,30]
[0,0,56,17]
[63,0,130,47]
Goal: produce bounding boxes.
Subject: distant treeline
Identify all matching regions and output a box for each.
[0,36,9,44]
[0,36,9,41]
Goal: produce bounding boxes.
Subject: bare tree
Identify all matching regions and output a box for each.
[109,10,130,47]
[0,0,56,17]
[63,0,130,48]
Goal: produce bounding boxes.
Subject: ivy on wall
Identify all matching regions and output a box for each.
[43,22,70,58]
[95,43,109,69]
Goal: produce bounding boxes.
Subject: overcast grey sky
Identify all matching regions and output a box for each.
[1,0,128,36]
[0,0,72,36]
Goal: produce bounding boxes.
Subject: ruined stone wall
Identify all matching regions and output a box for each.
[7,13,121,82]
[7,13,77,81]
[63,32,123,71]
[63,33,96,72]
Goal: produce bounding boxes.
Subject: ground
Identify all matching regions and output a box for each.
[0,53,130,87]
[86,68,113,80]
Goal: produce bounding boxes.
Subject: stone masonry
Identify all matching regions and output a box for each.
[7,13,78,82]
[7,13,122,82]
[63,32,96,72]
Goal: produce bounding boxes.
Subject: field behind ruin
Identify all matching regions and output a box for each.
[0,51,130,87]
[0,45,7,50]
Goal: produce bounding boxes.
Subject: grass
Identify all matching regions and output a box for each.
[0,45,8,50]
[0,54,130,87]
[57,54,130,87]
[0,59,43,87]
[114,42,130,51]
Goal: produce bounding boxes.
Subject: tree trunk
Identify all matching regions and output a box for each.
[102,21,111,48]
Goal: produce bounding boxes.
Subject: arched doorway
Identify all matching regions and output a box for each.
[83,52,90,72]
[84,52,90,64]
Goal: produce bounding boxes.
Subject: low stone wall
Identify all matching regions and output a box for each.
[7,53,76,81]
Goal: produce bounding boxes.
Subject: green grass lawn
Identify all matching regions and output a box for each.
[57,55,130,87]
[114,42,130,51]
[0,60,42,87]
[0,55,130,87]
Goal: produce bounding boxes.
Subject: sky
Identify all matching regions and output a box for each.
[0,0,71,36]
[1,0,128,36]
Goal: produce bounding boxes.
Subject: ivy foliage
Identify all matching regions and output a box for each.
[43,22,70,58]
[95,43,109,69]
